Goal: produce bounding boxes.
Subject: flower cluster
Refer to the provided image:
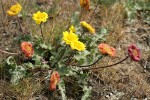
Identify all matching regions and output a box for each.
[128,44,141,62]
[49,71,60,91]
[80,0,90,10]
[7,3,22,16]
[80,21,95,34]
[98,43,116,57]
[32,11,48,24]
[63,26,86,51]
[21,42,34,58]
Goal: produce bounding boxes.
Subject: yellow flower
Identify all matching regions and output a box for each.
[62,30,86,51]
[80,21,95,34]
[7,3,22,16]
[69,25,76,33]
[63,31,78,45]
[80,0,90,10]
[32,11,48,24]
[70,40,86,51]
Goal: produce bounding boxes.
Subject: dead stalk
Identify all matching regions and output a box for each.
[0,49,18,55]
[0,0,6,17]
[17,16,24,33]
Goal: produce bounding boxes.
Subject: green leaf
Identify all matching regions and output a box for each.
[6,56,16,67]
[11,65,26,84]
[42,64,49,68]
[58,80,67,100]
[33,55,42,65]
[81,85,92,100]
[57,65,79,77]
[100,27,107,34]
[23,63,34,69]
[14,34,31,43]
[74,50,90,61]
[40,43,48,49]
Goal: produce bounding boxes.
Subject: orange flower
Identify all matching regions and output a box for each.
[49,71,60,91]
[98,43,116,57]
[80,0,90,10]
[21,42,34,58]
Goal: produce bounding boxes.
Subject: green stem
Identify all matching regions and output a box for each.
[40,23,44,40]
[52,46,68,67]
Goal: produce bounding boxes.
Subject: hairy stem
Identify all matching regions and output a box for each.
[82,56,129,71]
[52,46,68,67]
[40,23,44,40]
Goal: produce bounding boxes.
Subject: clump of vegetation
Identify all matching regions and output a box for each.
[0,0,148,99]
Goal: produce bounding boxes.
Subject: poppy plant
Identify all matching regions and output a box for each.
[21,42,34,58]
[98,43,116,57]
[128,44,141,62]
[49,71,60,91]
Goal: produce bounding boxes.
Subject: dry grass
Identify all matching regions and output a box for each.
[0,78,44,100]
[98,2,126,45]
[10,78,43,100]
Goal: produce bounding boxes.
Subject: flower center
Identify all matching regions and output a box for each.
[132,49,138,57]
[53,80,58,85]
[26,45,32,52]
[104,47,111,52]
